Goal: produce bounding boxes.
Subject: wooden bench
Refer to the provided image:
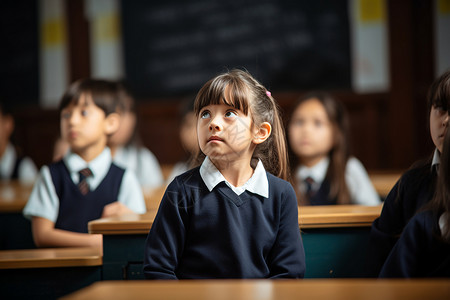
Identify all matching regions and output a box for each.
[0,247,102,298]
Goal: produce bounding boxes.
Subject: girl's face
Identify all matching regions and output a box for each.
[430,105,449,153]
[180,112,199,154]
[288,98,334,165]
[108,111,136,147]
[197,103,256,164]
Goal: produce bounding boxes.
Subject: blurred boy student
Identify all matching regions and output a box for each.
[379,126,450,278]
[23,79,146,248]
[367,70,450,276]
[107,82,164,191]
[287,92,379,206]
[0,100,37,183]
[144,69,305,279]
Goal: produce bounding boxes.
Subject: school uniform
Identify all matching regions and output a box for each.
[295,156,380,206]
[143,157,305,279]
[113,145,164,189]
[23,148,146,233]
[0,143,37,183]
[366,149,438,276]
[166,161,190,184]
[379,210,450,278]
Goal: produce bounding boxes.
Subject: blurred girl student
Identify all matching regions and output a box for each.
[23,79,146,248]
[0,100,37,183]
[144,69,305,279]
[166,96,199,183]
[288,91,379,206]
[379,125,450,278]
[368,70,450,276]
[107,82,164,191]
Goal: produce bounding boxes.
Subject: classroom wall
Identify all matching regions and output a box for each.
[5,1,449,170]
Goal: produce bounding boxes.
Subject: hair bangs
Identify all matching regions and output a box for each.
[194,74,250,116]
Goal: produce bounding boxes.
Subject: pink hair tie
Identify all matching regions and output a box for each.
[266,91,271,97]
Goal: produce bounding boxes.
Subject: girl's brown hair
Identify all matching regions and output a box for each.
[288,91,351,205]
[194,69,290,181]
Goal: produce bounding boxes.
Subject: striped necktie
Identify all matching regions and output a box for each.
[78,168,93,195]
[304,176,316,200]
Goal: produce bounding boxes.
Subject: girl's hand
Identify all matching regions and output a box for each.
[101,202,134,218]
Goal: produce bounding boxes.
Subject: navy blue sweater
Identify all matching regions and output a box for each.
[366,163,436,276]
[143,167,305,279]
[379,210,450,278]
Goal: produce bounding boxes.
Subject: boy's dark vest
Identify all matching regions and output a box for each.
[49,160,125,233]
[10,156,23,180]
[309,179,338,205]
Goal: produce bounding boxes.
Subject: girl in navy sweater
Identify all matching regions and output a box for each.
[368,70,450,276]
[379,125,450,278]
[143,69,305,279]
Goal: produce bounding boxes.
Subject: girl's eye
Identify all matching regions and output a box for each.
[225,111,237,118]
[200,110,210,119]
[292,119,304,126]
[314,120,323,127]
[81,110,88,117]
[61,111,70,119]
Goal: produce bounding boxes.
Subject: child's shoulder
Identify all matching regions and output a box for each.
[266,172,295,193]
[167,166,202,188]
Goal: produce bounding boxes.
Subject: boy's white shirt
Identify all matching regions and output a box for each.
[200,156,269,197]
[23,147,146,223]
[296,156,381,206]
[0,143,37,183]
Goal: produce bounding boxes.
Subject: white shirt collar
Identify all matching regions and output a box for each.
[62,148,112,189]
[0,143,15,178]
[432,148,440,169]
[296,156,329,184]
[199,156,269,197]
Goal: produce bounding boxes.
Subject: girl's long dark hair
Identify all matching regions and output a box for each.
[425,127,450,242]
[288,91,350,205]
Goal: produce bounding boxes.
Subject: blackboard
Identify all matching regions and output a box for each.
[0,1,39,106]
[121,0,351,99]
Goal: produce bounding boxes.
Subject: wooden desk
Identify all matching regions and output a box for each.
[369,171,402,198]
[0,246,102,269]
[0,247,102,299]
[89,205,382,280]
[0,180,35,249]
[0,180,32,212]
[63,279,450,300]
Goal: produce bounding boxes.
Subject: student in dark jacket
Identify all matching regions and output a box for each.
[143,69,305,279]
[379,125,450,278]
[367,70,450,276]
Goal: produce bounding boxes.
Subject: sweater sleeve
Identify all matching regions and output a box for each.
[267,183,306,278]
[379,212,428,278]
[143,178,189,279]
[366,177,406,277]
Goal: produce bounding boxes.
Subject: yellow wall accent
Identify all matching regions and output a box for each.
[359,0,386,23]
[94,13,120,42]
[41,19,66,47]
[438,0,450,14]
